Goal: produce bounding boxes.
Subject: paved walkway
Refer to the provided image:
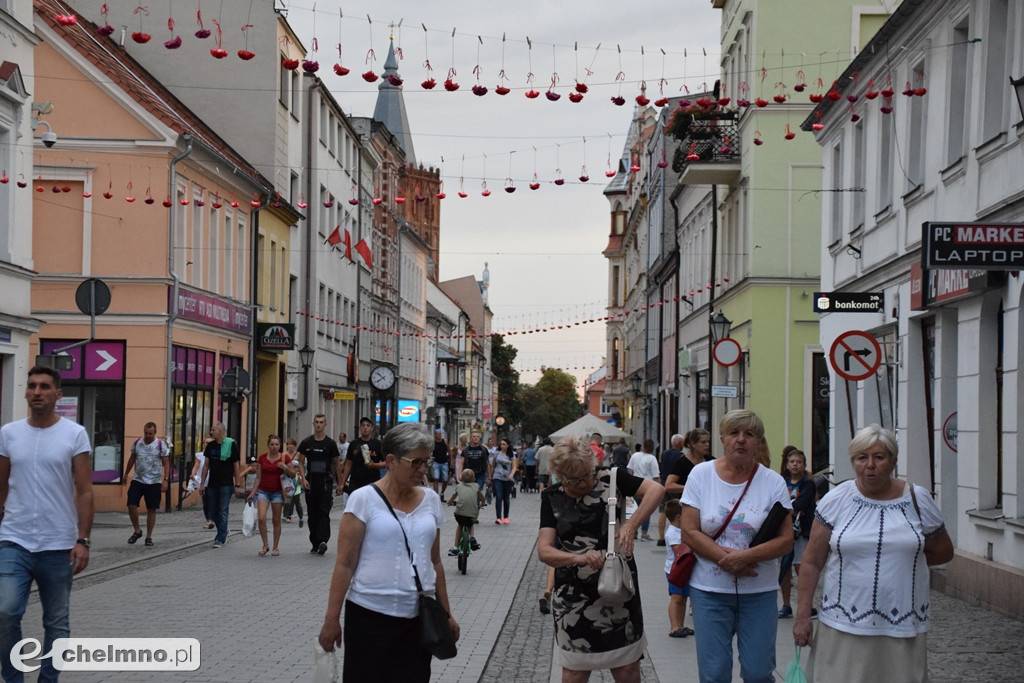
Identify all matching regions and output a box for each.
[14,488,1024,681]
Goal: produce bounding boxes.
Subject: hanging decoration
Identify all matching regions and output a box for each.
[418,22,435,88]
[504,152,516,192]
[611,46,626,105]
[334,10,350,75]
[524,37,539,98]
[546,45,561,101]
[210,18,227,58]
[605,134,616,177]
[164,2,182,49]
[654,49,669,106]
[444,26,459,90]
[132,5,151,44]
[480,153,490,196]
[194,2,210,38]
[553,144,564,185]
[495,33,511,94]
[530,147,541,190]
[302,4,320,73]
[578,137,589,181]
[362,16,378,81]
[97,4,115,36]
[458,156,468,197]
[281,36,299,69]
[635,47,650,105]
[471,36,487,95]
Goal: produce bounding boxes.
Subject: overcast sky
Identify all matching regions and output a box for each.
[284,0,722,386]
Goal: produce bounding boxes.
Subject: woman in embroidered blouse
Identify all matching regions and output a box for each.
[318,422,459,682]
[793,424,953,683]
[679,409,793,683]
[537,435,664,682]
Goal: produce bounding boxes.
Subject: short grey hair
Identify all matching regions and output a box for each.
[382,423,433,458]
[549,436,597,479]
[670,433,685,449]
[848,424,898,462]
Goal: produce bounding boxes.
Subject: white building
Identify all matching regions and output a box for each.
[807,0,1024,618]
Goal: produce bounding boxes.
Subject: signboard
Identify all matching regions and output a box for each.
[331,391,356,401]
[0,328,11,343]
[40,340,126,382]
[813,292,883,313]
[712,338,742,367]
[169,286,252,334]
[397,400,420,423]
[482,403,493,420]
[943,412,958,453]
[55,396,78,420]
[923,221,1024,270]
[909,262,1004,311]
[711,385,738,398]
[256,323,295,352]
[828,330,882,381]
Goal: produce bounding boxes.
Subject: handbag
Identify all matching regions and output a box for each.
[371,485,458,660]
[281,475,296,498]
[750,501,789,547]
[241,500,256,537]
[597,468,637,602]
[667,465,757,590]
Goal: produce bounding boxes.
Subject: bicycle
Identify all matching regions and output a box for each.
[456,520,473,575]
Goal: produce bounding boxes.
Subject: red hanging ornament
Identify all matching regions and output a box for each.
[212,192,224,209]
[0,171,7,184]
[793,70,807,92]
[131,5,150,43]
[784,124,796,140]
[163,195,173,208]
[97,3,114,36]
[195,8,210,38]
[753,129,763,146]
[864,78,879,100]
[144,187,155,204]
[504,177,516,193]
[210,18,227,58]
[568,92,583,103]
[55,13,77,26]
[811,111,824,131]
[249,192,261,208]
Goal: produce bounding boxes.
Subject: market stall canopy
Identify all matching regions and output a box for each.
[549,413,631,441]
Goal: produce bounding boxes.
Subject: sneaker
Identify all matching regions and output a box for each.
[502,518,509,525]
[299,518,304,528]
[317,541,328,555]
[144,538,154,547]
[495,519,502,525]
[310,547,319,554]
[778,605,793,619]
[448,547,459,557]
[212,541,223,549]
[640,533,653,542]
[470,540,481,551]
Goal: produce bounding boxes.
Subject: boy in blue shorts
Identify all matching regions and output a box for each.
[447,468,484,556]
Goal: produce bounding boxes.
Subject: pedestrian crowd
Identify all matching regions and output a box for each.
[0,372,951,683]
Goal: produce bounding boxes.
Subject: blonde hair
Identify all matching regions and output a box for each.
[460,468,475,483]
[549,436,597,480]
[718,409,765,440]
[849,424,898,462]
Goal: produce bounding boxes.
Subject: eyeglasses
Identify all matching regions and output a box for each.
[399,456,434,469]
[562,471,596,487]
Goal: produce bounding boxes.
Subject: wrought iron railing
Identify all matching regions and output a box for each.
[672,119,741,173]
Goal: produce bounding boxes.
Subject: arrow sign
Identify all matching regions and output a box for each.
[84,342,125,381]
[95,349,117,372]
[829,330,882,381]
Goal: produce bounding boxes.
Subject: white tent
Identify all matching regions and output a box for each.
[548,413,631,442]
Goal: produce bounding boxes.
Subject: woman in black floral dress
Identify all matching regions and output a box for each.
[538,436,665,682]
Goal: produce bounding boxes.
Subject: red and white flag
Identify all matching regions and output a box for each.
[325,225,342,246]
[354,238,373,269]
[342,228,352,261]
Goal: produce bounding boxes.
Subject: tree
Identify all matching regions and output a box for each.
[491,335,523,426]
[520,368,582,440]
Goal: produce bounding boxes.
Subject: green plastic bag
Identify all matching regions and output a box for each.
[785,646,808,683]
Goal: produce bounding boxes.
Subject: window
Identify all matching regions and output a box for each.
[257,234,266,305]
[290,172,300,206]
[852,122,865,230]
[269,238,277,310]
[611,266,620,306]
[320,101,328,142]
[830,142,843,243]
[191,199,203,288]
[947,20,970,166]
[208,205,218,291]
[982,1,1008,141]
[223,212,233,298]
[291,70,301,115]
[907,61,927,191]
[236,218,247,300]
[878,114,893,211]
[279,56,289,106]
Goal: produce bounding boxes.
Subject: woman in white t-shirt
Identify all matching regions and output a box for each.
[318,423,460,682]
[680,410,793,683]
[793,424,953,682]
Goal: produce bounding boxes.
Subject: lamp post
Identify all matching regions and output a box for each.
[289,344,315,413]
[1012,75,1024,122]
[707,311,732,433]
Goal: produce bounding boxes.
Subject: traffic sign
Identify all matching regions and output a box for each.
[711,385,738,398]
[829,330,882,381]
[712,338,742,367]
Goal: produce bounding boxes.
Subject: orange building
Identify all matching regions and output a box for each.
[31,3,275,511]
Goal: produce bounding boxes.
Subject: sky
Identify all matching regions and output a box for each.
[283,0,722,386]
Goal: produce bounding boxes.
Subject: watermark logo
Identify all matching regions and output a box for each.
[11,638,200,672]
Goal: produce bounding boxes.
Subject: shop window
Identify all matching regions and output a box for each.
[40,340,126,484]
[171,345,215,502]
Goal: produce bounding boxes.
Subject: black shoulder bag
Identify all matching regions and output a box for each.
[371,485,457,660]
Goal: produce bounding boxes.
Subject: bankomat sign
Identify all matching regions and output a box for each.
[923,222,1024,270]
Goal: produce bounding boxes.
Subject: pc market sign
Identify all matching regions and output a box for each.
[924,222,1024,270]
[256,323,295,353]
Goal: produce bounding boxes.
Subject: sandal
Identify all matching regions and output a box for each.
[128,531,143,544]
[669,628,687,638]
[271,549,279,556]
[258,546,269,556]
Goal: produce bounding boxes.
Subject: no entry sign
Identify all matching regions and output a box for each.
[713,338,742,367]
[829,330,881,381]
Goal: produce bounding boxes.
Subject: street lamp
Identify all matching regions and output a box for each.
[298,344,315,371]
[1012,75,1024,121]
[710,311,732,343]
[629,373,643,396]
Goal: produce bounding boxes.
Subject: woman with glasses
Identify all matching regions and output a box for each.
[487,437,518,524]
[318,422,458,682]
[537,436,664,683]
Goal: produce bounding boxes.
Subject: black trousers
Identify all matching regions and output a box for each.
[343,600,430,682]
[305,481,333,549]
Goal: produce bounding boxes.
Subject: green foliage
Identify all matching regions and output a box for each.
[519,368,583,440]
[491,336,522,425]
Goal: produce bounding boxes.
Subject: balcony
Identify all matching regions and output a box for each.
[672,117,741,186]
[436,383,468,405]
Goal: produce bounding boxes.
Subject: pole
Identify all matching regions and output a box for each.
[707,184,719,436]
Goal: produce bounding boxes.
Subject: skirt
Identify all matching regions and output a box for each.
[552,557,647,671]
[807,622,928,683]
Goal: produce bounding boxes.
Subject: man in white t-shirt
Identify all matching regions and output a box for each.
[125,421,171,547]
[0,365,94,682]
[627,438,661,541]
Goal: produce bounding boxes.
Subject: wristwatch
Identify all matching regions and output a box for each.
[76,538,91,549]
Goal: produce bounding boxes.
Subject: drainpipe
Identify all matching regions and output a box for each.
[301,74,315,418]
[248,193,270,464]
[707,184,719,433]
[167,135,193,510]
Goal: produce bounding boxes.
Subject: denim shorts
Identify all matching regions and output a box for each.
[256,490,284,504]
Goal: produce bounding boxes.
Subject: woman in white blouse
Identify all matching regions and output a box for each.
[793,424,954,682]
[318,423,460,682]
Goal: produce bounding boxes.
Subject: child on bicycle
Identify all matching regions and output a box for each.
[447,468,484,556]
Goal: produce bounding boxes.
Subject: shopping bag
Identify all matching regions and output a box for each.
[784,646,808,683]
[241,501,256,537]
[313,639,339,682]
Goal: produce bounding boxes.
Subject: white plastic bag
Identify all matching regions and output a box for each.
[313,639,339,683]
[241,501,256,537]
